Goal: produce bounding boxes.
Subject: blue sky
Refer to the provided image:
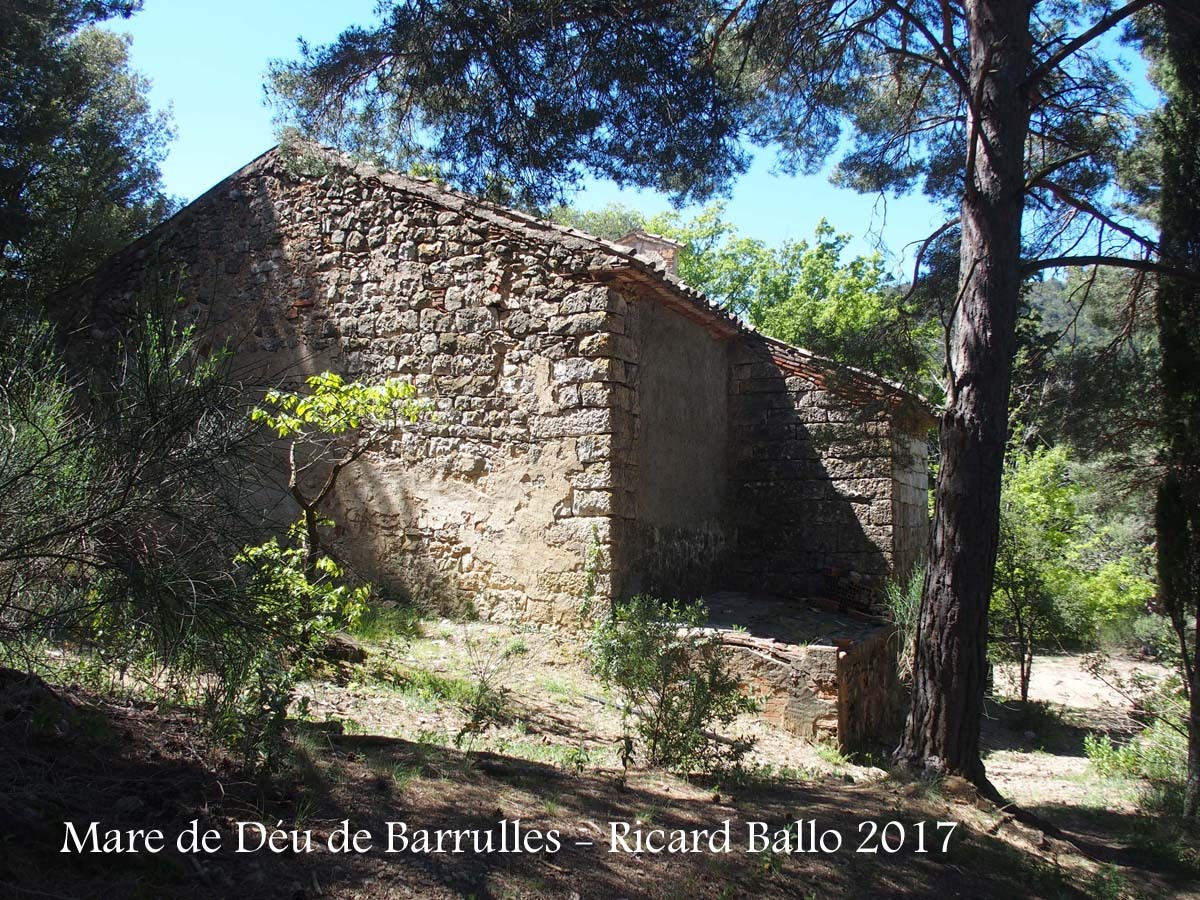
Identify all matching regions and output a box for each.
[107,1,1152,276]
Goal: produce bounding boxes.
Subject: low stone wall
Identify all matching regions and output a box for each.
[720,634,841,742]
[716,622,904,753]
[836,626,905,753]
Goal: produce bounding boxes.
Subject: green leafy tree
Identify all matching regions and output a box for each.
[747,222,891,341]
[0,2,174,303]
[271,0,1174,790]
[1076,554,1156,639]
[549,202,774,316]
[235,537,369,647]
[645,204,776,316]
[741,222,939,391]
[553,203,939,388]
[991,445,1156,701]
[251,372,430,578]
[546,202,646,243]
[991,446,1080,702]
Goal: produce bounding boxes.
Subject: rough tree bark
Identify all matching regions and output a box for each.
[1155,1,1200,819]
[897,0,1032,787]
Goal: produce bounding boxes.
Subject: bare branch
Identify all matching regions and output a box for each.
[1026,0,1154,88]
[882,0,972,98]
[900,216,960,305]
[1024,150,1091,190]
[1037,179,1160,254]
[1023,255,1199,281]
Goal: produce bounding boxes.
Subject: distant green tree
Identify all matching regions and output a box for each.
[546,202,645,244]
[991,446,1079,702]
[736,222,939,392]
[644,204,776,318]
[0,2,174,303]
[991,444,1157,701]
[551,202,938,389]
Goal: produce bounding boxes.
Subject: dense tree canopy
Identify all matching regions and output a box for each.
[0,0,174,303]
[270,0,1153,274]
[1143,1,1200,817]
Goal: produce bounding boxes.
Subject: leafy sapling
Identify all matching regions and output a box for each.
[251,371,430,578]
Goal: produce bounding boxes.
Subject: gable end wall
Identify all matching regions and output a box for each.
[58,157,640,624]
[727,337,929,601]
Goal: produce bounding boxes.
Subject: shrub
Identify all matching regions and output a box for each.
[454,630,520,747]
[203,647,300,773]
[0,287,446,773]
[1085,723,1185,786]
[235,534,370,656]
[884,565,923,682]
[0,302,258,654]
[588,595,757,775]
[0,299,306,775]
[1083,677,1188,816]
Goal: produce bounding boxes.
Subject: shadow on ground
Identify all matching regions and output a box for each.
[3,668,1195,899]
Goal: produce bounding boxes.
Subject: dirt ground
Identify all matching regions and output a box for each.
[993,655,1167,712]
[1,621,1197,900]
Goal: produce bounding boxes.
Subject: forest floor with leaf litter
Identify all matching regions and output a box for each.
[2,617,1197,900]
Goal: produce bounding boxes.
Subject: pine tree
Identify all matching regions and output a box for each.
[270,0,1176,789]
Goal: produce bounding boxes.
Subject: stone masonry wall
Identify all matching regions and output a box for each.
[836,627,905,753]
[618,294,730,599]
[58,148,641,625]
[727,337,923,599]
[58,145,929,626]
[891,433,930,583]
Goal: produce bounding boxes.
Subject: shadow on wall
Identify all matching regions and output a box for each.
[725,336,918,606]
[52,151,450,610]
[620,293,732,601]
[57,147,628,624]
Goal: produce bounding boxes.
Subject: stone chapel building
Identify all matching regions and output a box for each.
[59,145,932,626]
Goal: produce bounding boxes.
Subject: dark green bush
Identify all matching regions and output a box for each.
[0,299,387,772]
[588,595,757,775]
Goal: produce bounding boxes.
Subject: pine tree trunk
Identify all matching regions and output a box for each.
[1156,3,1200,821]
[897,0,1031,786]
